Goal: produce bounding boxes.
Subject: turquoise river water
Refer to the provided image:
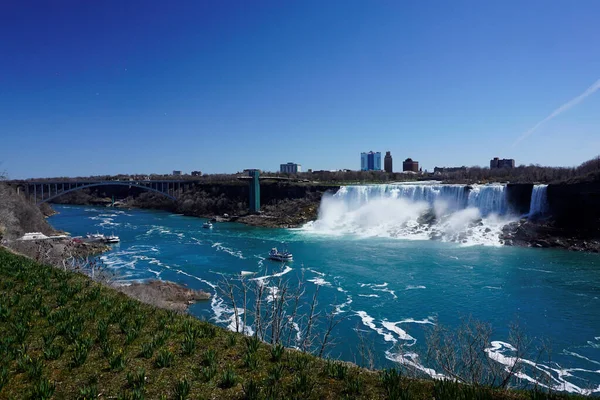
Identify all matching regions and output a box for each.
[48,200,600,394]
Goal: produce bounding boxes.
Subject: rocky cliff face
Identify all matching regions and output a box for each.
[548,182,600,236]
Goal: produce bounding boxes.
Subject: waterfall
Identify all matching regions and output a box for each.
[529,185,549,218]
[304,182,514,246]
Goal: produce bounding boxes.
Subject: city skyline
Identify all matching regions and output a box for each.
[1,1,599,179]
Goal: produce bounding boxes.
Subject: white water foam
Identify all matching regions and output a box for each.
[301,183,515,246]
[485,341,600,395]
[211,242,245,259]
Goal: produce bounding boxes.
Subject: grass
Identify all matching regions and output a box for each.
[0,247,591,399]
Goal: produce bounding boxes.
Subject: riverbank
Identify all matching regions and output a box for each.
[0,248,588,399]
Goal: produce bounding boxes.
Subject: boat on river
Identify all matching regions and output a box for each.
[268,248,293,262]
[105,234,120,243]
[202,222,213,229]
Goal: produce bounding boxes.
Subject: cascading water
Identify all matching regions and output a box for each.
[303,182,515,246]
[528,184,549,218]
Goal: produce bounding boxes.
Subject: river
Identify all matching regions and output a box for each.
[48,188,600,394]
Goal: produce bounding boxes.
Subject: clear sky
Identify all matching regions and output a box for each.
[1,0,599,179]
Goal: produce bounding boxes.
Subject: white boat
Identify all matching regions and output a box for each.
[86,233,105,241]
[202,222,213,229]
[105,234,120,243]
[268,248,293,262]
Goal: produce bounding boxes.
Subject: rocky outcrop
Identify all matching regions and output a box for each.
[501,219,600,253]
[118,280,210,312]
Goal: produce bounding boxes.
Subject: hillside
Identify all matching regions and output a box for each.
[0,248,590,399]
[0,183,54,240]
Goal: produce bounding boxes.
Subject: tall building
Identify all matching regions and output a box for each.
[384,151,393,173]
[280,162,302,174]
[402,158,419,172]
[490,157,515,169]
[360,151,382,171]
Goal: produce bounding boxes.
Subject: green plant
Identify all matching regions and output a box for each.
[117,388,145,400]
[100,341,113,358]
[0,366,9,391]
[201,365,217,382]
[270,343,284,362]
[181,333,196,355]
[344,374,362,395]
[291,371,315,397]
[16,352,32,373]
[291,353,311,371]
[226,333,237,348]
[267,364,284,384]
[154,348,174,368]
[242,378,260,400]
[202,348,216,367]
[325,359,349,380]
[152,332,168,347]
[42,330,57,347]
[43,343,64,361]
[109,350,127,371]
[139,342,155,359]
[245,336,260,354]
[173,377,191,400]
[243,351,259,370]
[30,378,55,400]
[433,379,462,400]
[97,319,109,343]
[26,357,44,381]
[126,367,146,390]
[125,327,139,345]
[380,368,411,400]
[219,366,237,388]
[71,339,92,368]
[77,384,99,400]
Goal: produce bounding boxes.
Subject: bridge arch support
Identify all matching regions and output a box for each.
[32,181,178,205]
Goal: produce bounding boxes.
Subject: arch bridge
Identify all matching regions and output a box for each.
[14,180,194,206]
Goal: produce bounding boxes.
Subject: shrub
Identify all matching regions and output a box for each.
[30,378,55,400]
[173,377,191,400]
[270,343,284,362]
[202,348,216,367]
[180,333,196,356]
[154,349,174,368]
[0,366,8,391]
[343,374,362,396]
[226,333,237,348]
[139,342,155,359]
[71,339,92,368]
[109,350,127,372]
[291,371,314,397]
[126,368,146,390]
[43,344,64,361]
[26,357,44,381]
[201,365,217,382]
[219,366,237,388]
[243,351,259,370]
[380,368,411,400]
[267,364,284,384]
[245,336,260,354]
[242,378,260,400]
[97,319,109,343]
[325,359,348,380]
[77,384,99,400]
[125,328,140,345]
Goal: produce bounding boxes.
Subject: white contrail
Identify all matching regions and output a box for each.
[513,78,600,146]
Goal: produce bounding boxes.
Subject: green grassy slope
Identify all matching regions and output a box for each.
[0,248,586,399]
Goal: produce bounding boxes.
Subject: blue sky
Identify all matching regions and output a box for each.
[1,0,599,178]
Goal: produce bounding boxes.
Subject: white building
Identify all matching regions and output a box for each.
[280,162,302,174]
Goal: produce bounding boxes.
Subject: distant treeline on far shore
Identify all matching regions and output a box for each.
[10,156,600,186]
